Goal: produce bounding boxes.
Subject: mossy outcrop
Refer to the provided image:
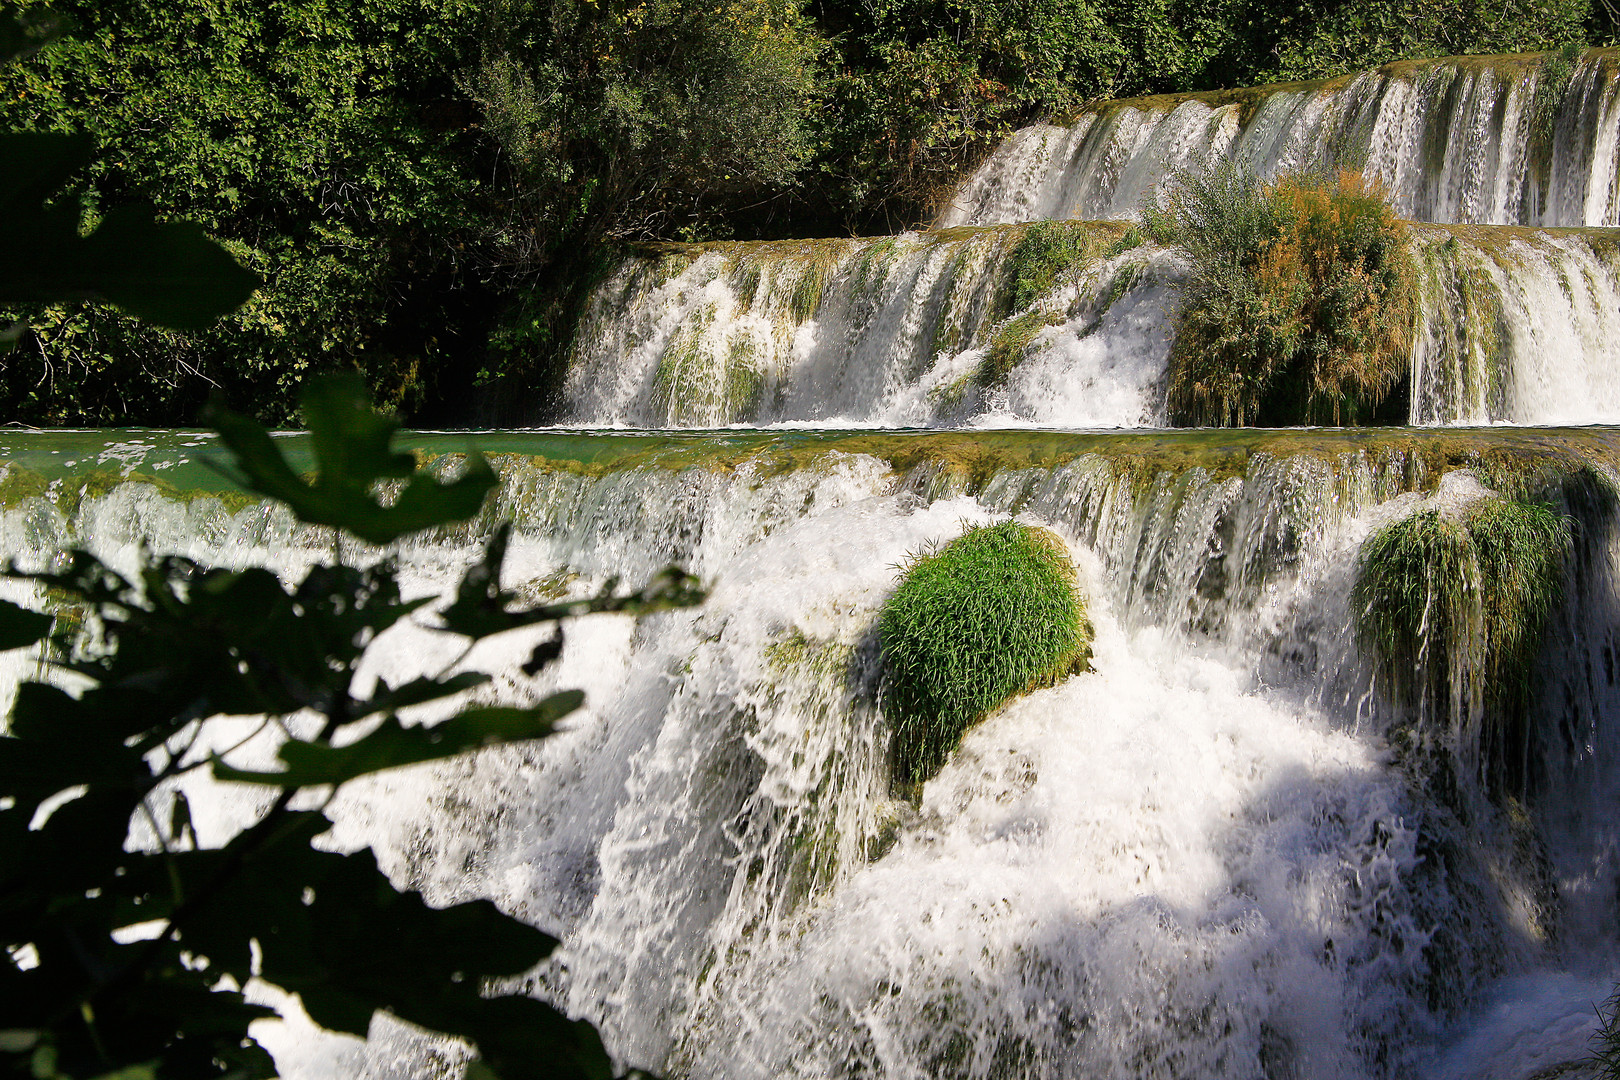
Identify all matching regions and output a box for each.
[879,520,1092,785]
[1354,492,1571,795]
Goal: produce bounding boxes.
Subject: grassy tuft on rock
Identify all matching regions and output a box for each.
[1146,164,1416,427]
[1353,493,1571,794]
[879,520,1092,785]
[997,221,1105,318]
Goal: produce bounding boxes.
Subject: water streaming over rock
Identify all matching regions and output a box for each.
[565,224,1620,429]
[11,44,1620,1080]
[7,428,1620,1078]
[939,51,1620,230]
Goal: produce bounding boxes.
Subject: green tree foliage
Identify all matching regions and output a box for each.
[0,0,492,425]
[1268,0,1592,81]
[1145,164,1415,426]
[0,0,823,424]
[0,132,258,333]
[467,0,823,391]
[0,375,702,1078]
[879,521,1091,785]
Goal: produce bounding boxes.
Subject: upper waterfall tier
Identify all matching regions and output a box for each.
[562,223,1620,430]
[939,50,1620,229]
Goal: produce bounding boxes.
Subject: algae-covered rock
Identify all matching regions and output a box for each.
[879,520,1092,784]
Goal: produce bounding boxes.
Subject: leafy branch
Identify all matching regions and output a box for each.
[0,375,701,1079]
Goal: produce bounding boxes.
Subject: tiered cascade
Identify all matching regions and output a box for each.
[6,47,1620,1080]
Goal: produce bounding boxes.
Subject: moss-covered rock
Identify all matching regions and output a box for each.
[879,520,1092,784]
[1353,492,1571,795]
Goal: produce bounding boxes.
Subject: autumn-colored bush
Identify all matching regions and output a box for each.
[1146,165,1416,427]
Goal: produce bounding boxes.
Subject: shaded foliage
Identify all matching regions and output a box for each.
[0,0,493,425]
[1145,165,1415,427]
[0,375,702,1078]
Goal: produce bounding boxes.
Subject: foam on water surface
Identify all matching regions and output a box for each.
[7,431,1620,1078]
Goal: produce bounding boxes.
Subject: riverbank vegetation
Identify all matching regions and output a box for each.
[1146,166,1416,426]
[0,0,1611,425]
[879,520,1091,785]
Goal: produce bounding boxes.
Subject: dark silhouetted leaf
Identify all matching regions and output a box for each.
[440,525,705,640]
[0,599,51,651]
[204,375,497,544]
[356,672,491,717]
[212,693,583,787]
[523,630,564,676]
[0,136,259,329]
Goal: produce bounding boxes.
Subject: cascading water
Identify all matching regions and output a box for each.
[938,51,1620,230]
[12,44,1620,1080]
[563,225,1180,430]
[8,427,1620,1079]
[566,224,1620,430]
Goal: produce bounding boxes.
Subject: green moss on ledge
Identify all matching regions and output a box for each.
[1353,493,1571,795]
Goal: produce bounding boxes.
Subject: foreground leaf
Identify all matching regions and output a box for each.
[0,599,50,651]
[204,375,497,544]
[0,134,259,329]
[212,694,584,787]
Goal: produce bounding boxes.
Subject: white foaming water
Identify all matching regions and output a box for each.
[1410,226,1620,425]
[564,228,1181,430]
[566,224,1620,430]
[10,438,1617,1078]
[940,51,1620,229]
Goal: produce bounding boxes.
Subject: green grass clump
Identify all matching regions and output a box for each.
[976,311,1046,390]
[1530,43,1582,181]
[1353,495,1571,794]
[879,520,1092,784]
[998,221,1103,318]
[1145,163,1415,427]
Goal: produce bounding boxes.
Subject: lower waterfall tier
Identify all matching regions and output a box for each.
[4,427,1619,1079]
[563,224,1620,430]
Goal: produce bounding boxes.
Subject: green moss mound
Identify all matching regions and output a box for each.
[879,520,1093,784]
[1353,494,1571,794]
[1146,164,1416,427]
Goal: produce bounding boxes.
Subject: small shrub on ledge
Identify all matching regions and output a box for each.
[1145,164,1416,427]
[879,520,1093,785]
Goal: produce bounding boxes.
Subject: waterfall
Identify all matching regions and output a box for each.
[939,50,1620,230]
[563,225,1178,430]
[14,43,1620,1080]
[8,428,1620,1077]
[564,224,1620,430]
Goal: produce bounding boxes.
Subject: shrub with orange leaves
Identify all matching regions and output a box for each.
[1145,164,1415,427]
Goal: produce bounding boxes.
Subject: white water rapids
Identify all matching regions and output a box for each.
[939,51,1620,230]
[565,225,1620,430]
[6,429,1620,1080]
